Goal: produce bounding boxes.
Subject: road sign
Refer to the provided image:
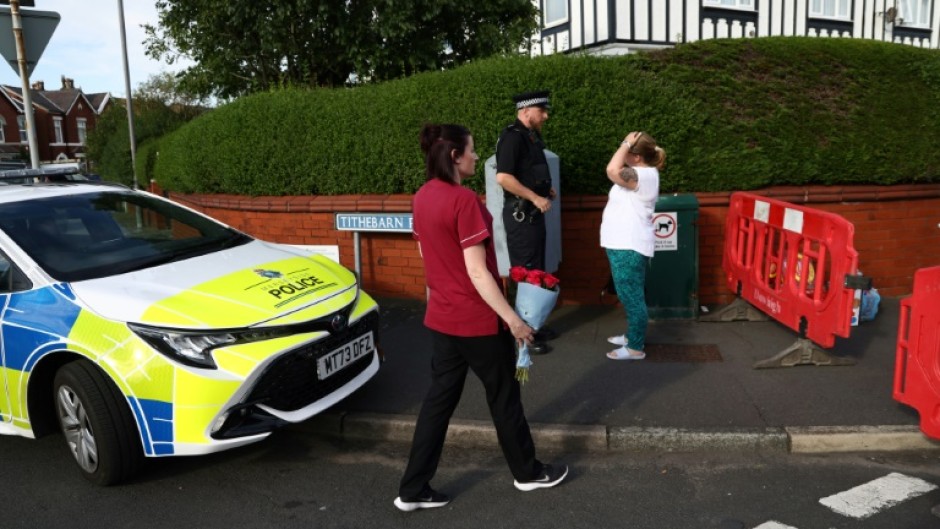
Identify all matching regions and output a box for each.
[0,7,59,77]
[0,2,36,6]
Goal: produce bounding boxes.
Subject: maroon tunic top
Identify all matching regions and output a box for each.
[412,178,501,336]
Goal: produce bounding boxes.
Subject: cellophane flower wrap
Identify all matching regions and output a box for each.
[510,266,560,384]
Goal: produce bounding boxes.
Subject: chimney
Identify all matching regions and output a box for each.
[31,80,45,91]
[61,76,74,90]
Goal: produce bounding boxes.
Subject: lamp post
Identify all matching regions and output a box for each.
[116,0,138,189]
[9,0,40,168]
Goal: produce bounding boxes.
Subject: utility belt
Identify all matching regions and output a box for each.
[508,196,540,224]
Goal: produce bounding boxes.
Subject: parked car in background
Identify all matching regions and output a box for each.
[0,161,27,172]
[0,171,381,484]
[0,165,92,183]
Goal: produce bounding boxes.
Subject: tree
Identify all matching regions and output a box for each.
[86,73,206,185]
[135,71,211,116]
[85,104,134,185]
[144,0,538,99]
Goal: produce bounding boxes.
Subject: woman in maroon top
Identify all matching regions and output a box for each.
[394,124,568,512]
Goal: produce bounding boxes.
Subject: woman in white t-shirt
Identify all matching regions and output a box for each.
[600,131,666,360]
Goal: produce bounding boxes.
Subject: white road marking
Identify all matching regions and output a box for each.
[819,472,937,519]
[753,521,798,529]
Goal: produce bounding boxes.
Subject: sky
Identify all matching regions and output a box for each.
[2,0,186,97]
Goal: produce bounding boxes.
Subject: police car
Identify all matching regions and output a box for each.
[0,171,381,484]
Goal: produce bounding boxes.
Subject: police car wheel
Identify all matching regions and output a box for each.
[53,360,144,486]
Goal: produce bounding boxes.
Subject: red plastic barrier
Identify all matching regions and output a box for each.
[893,266,940,440]
[722,192,860,348]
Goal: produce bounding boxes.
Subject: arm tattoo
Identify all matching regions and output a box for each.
[619,166,638,186]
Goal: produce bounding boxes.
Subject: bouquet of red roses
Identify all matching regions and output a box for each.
[510,266,560,383]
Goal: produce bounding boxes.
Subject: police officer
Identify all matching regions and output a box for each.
[496,90,557,354]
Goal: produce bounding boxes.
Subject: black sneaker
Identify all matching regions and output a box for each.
[535,327,558,341]
[514,463,569,491]
[393,490,451,512]
[529,341,549,355]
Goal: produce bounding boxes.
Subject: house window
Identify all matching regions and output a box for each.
[809,0,851,18]
[898,0,932,27]
[53,117,64,144]
[543,0,568,27]
[0,116,5,143]
[704,0,755,8]
[77,118,87,144]
[16,116,26,143]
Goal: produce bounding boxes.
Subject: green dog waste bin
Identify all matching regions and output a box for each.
[646,194,699,319]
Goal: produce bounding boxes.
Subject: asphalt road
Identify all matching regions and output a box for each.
[5,428,940,529]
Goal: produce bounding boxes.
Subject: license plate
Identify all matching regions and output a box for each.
[317,331,375,380]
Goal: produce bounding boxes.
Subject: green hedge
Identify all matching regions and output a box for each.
[153,37,940,195]
[135,138,160,186]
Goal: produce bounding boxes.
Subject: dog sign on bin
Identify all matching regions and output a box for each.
[653,212,678,252]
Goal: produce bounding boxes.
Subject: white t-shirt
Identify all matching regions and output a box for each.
[599,166,660,257]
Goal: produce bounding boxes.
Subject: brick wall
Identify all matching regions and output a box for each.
[166,184,940,306]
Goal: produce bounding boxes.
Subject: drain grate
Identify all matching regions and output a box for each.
[644,344,722,363]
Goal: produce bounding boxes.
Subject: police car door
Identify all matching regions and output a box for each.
[0,249,33,432]
[0,251,13,428]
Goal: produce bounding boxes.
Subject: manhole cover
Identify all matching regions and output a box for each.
[644,344,722,363]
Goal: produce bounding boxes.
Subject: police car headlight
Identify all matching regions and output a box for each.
[129,324,237,369]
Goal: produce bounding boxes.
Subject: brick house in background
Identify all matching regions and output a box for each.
[0,76,111,165]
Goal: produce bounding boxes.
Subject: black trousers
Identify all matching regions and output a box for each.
[398,328,541,498]
[503,209,546,270]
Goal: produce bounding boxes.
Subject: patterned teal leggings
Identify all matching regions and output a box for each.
[606,248,650,351]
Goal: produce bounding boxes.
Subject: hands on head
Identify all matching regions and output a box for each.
[624,131,642,145]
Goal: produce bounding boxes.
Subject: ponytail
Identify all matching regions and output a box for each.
[652,146,667,170]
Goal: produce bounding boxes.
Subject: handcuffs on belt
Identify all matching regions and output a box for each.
[511,197,540,224]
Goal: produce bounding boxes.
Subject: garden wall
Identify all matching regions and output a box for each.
[164,184,940,307]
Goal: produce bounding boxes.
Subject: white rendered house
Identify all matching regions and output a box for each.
[533,0,939,55]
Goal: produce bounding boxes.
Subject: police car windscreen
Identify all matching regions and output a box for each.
[0,191,251,281]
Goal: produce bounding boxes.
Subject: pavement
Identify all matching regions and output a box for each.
[297,295,940,455]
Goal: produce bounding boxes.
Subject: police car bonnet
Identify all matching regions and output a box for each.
[513,91,551,110]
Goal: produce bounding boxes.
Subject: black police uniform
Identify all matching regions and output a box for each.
[495,119,551,271]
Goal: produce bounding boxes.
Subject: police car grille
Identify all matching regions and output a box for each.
[246,310,379,412]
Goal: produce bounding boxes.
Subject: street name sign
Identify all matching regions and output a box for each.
[335,213,413,233]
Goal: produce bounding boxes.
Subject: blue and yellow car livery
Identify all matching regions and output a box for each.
[0,184,380,485]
